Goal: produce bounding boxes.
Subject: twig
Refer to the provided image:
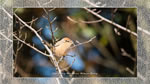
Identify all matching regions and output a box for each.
[15,64,30,77]
[83,0,106,7]
[84,8,137,37]
[13,32,27,76]
[26,17,38,26]
[138,26,150,36]
[37,28,43,32]
[114,28,121,36]
[36,1,56,45]
[126,15,131,28]
[67,78,75,84]
[126,67,135,75]
[53,27,58,32]
[2,7,13,19]
[69,36,96,50]
[82,0,99,7]
[13,34,50,57]
[48,8,56,12]
[56,78,61,84]
[121,48,136,62]
[51,17,57,23]
[138,72,146,81]
[0,31,12,42]
[61,56,76,71]
[43,0,53,5]
[14,13,63,77]
[122,0,126,6]
[67,16,103,24]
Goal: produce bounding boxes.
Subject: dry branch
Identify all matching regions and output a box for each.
[13,13,63,77]
[69,36,96,50]
[84,8,137,37]
[13,34,50,57]
[67,16,103,24]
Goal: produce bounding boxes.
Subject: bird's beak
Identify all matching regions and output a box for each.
[71,42,75,47]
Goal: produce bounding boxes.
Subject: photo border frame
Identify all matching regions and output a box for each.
[0,0,150,84]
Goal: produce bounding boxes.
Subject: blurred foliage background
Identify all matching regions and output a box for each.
[13,8,137,77]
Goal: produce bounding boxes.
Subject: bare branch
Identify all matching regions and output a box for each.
[69,36,96,50]
[84,8,137,37]
[15,64,30,77]
[138,72,146,81]
[82,0,99,7]
[67,16,103,24]
[53,27,58,32]
[2,7,13,19]
[82,2,150,36]
[37,28,43,33]
[121,48,136,62]
[126,67,135,75]
[43,0,53,5]
[83,0,106,7]
[61,57,76,71]
[14,13,63,77]
[138,26,150,36]
[114,28,121,36]
[0,31,12,42]
[36,1,56,44]
[51,16,57,23]
[48,8,56,12]
[26,17,38,26]
[13,34,50,57]
[56,78,61,84]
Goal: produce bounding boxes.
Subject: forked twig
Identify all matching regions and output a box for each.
[84,8,137,37]
[13,34,50,57]
[69,36,96,50]
[67,16,103,24]
[0,30,12,42]
[14,13,63,77]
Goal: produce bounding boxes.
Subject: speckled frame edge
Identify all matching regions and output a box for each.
[0,0,150,84]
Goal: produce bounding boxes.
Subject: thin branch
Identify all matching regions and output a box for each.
[13,33,25,76]
[138,72,146,81]
[53,27,58,32]
[56,78,61,84]
[2,7,13,19]
[26,17,38,26]
[43,0,53,5]
[122,0,126,6]
[138,26,150,36]
[13,34,50,57]
[82,0,99,7]
[51,17,57,23]
[67,78,75,84]
[83,0,106,7]
[69,36,96,50]
[83,2,150,36]
[126,67,135,75]
[15,64,30,77]
[61,56,76,71]
[67,16,103,24]
[121,48,136,62]
[84,8,137,37]
[37,28,43,32]
[37,1,56,45]
[5,43,13,53]
[14,13,63,77]
[0,31,13,42]
[114,28,121,36]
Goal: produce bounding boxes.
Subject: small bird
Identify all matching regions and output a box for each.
[53,37,74,58]
[53,37,74,70]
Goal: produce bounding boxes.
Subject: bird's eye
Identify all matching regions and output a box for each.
[65,40,70,42]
